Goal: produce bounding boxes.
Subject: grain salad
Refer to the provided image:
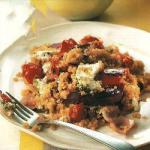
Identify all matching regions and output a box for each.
[1,35,150,134]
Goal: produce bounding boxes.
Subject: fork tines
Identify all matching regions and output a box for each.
[6,92,33,115]
[5,92,34,122]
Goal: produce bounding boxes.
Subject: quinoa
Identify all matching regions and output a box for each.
[14,35,150,134]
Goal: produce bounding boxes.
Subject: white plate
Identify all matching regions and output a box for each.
[0,22,150,150]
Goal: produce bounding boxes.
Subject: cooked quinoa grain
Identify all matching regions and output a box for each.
[13,35,150,134]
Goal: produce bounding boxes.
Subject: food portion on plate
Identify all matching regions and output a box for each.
[1,35,150,134]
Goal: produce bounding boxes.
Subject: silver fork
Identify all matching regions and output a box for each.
[6,92,136,150]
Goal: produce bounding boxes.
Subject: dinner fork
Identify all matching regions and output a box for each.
[5,92,136,150]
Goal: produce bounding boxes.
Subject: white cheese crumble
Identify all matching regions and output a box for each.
[32,48,58,60]
[33,79,50,96]
[42,62,51,73]
[76,61,104,93]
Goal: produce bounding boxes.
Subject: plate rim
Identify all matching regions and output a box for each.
[30,21,150,36]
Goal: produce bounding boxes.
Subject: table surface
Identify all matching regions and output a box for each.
[98,0,150,32]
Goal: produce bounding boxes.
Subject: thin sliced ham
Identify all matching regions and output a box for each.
[100,106,135,134]
[109,116,135,134]
[100,106,119,122]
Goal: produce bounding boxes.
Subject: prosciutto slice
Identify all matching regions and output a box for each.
[100,106,135,134]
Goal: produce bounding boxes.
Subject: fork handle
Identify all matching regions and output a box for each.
[49,120,136,150]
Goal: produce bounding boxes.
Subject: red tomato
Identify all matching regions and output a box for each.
[51,55,60,64]
[122,55,133,66]
[80,35,99,45]
[0,93,10,103]
[59,38,77,56]
[49,55,60,80]
[69,103,85,122]
[22,63,43,84]
[97,69,124,87]
[49,66,60,80]
[116,54,133,66]
[102,75,122,86]
[49,38,77,80]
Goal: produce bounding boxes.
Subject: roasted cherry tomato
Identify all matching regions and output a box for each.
[49,39,77,80]
[102,75,122,86]
[116,54,133,66]
[96,69,124,87]
[80,35,104,48]
[49,38,77,80]
[59,38,77,56]
[80,35,99,45]
[69,103,85,122]
[22,63,43,84]
[51,55,60,64]
[102,70,123,86]
[0,92,10,103]
[49,66,60,80]
[49,55,60,80]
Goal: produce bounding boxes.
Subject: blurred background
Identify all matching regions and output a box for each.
[30,0,150,31]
